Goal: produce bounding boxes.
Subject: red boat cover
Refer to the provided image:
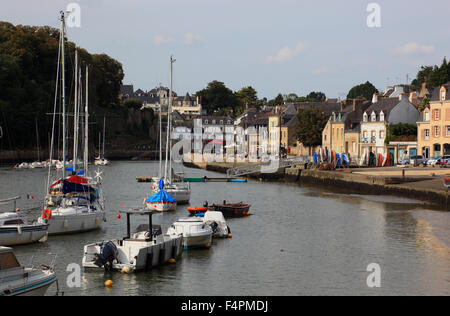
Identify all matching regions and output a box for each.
[50,175,88,188]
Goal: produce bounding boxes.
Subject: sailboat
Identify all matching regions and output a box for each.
[39,14,105,235]
[94,117,109,166]
[149,57,191,204]
[145,179,176,212]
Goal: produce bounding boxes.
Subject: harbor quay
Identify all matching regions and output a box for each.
[184,160,450,210]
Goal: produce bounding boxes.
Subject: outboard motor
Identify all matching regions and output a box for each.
[203,201,209,208]
[209,221,218,234]
[94,241,117,271]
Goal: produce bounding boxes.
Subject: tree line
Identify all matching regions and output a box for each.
[0,21,124,150]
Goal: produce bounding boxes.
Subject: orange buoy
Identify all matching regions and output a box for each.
[104,280,114,288]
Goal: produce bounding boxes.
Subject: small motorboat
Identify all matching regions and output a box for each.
[82,208,183,272]
[0,246,57,296]
[167,217,213,249]
[94,157,109,166]
[201,211,231,238]
[210,201,252,218]
[145,179,177,212]
[0,196,49,246]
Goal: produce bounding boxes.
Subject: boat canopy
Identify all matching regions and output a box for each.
[61,176,95,194]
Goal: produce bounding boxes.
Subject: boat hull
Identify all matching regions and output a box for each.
[82,235,183,271]
[146,202,176,212]
[182,233,212,249]
[0,271,56,296]
[211,204,251,218]
[46,212,104,235]
[0,225,48,246]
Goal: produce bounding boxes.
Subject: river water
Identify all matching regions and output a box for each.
[0,161,448,296]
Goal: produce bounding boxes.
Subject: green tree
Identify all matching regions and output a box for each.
[295,106,328,154]
[306,91,326,102]
[123,98,143,109]
[347,81,378,100]
[235,86,259,108]
[385,123,417,143]
[195,80,239,114]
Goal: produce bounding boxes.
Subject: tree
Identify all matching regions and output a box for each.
[123,98,143,109]
[385,123,417,143]
[195,80,239,114]
[347,81,378,100]
[306,91,326,102]
[235,86,259,108]
[295,106,328,154]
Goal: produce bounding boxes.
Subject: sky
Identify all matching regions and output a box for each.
[1,0,450,100]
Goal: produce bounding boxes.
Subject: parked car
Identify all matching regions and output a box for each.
[426,156,443,166]
[409,155,425,165]
[397,158,410,165]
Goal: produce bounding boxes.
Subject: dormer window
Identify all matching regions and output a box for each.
[371,111,376,122]
[379,111,385,122]
[363,112,368,122]
[442,90,446,101]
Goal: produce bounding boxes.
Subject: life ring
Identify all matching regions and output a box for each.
[42,209,52,221]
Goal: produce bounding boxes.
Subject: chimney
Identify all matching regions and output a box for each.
[372,93,379,104]
[340,101,345,112]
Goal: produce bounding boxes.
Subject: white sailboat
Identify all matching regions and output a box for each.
[39,16,105,235]
[94,117,109,166]
[149,57,191,204]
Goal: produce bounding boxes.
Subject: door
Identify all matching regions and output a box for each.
[409,148,417,158]
[388,148,395,166]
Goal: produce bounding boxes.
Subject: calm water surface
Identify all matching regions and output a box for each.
[0,161,448,296]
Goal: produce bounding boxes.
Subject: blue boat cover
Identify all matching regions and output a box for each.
[62,180,96,195]
[145,179,176,203]
[313,152,318,163]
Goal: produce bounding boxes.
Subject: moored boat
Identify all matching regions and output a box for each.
[210,201,252,218]
[0,246,57,296]
[82,208,183,272]
[145,179,177,212]
[167,217,213,249]
[0,196,48,246]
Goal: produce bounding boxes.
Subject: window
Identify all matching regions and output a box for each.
[425,129,430,140]
[379,112,384,122]
[425,111,429,121]
[352,141,356,153]
[324,135,327,141]
[379,130,384,139]
[220,120,223,125]
[363,131,368,139]
[442,91,446,101]
[434,126,440,137]
[434,109,440,121]
[0,252,20,270]
[446,126,450,137]
[371,112,376,122]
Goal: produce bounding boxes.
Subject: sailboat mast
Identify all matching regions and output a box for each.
[102,116,106,158]
[61,11,67,180]
[73,50,79,171]
[164,56,175,181]
[35,119,40,162]
[168,56,175,182]
[158,86,162,178]
[84,65,89,173]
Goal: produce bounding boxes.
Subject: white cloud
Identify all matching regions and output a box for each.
[184,32,202,45]
[264,42,308,64]
[313,66,329,75]
[153,35,175,46]
[393,42,435,55]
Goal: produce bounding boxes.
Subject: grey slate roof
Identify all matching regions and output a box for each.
[430,82,450,101]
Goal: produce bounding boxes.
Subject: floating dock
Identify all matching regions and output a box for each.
[136,176,247,183]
